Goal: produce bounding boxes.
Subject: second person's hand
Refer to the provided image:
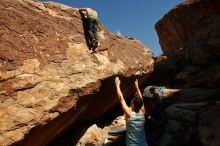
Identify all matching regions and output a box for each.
[115,77,121,86]
[135,79,138,87]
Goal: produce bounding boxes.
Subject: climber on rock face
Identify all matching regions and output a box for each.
[115,77,148,146]
[79,8,100,52]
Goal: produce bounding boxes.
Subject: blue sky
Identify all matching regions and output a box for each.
[46,0,182,55]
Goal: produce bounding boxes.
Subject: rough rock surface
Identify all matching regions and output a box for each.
[76,124,105,146]
[155,102,220,146]
[198,105,220,146]
[150,0,220,145]
[0,0,153,145]
[156,0,220,66]
[75,116,126,146]
[155,0,220,88]
[74,116,126,146]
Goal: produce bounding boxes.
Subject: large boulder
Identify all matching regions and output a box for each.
[0,0,153,145]
[155,0,220,66]
[155,0,220,88]
[152,0,220,145]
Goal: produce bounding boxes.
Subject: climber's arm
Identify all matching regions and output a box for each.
[115,77,131,119]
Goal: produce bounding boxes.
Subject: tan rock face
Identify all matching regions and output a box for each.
[76,124,105,146]
[150,1,220,145]
[155,0,220,88]
[155,0,220,65]
[0,0,153,145]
